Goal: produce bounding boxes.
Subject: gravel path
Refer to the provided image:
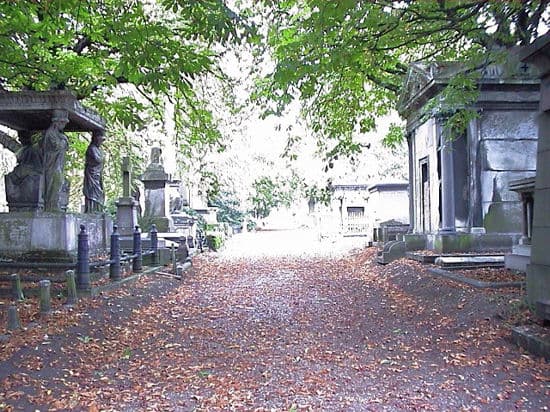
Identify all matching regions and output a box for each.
[1,230,548,411]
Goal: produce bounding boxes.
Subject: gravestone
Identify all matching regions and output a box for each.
[140,147,173,232]
[116,157,139,237]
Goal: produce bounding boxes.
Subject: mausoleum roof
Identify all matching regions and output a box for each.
[397,54,539,121]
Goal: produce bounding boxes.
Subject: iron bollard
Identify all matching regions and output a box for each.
[65,270,78,305]
[7,305,20,330]
[76,225,91,290]
[133,225,142,272]
[110,225,121,280]
[39,280,51,314]
[150,224,158,265]
[11,273,24,301]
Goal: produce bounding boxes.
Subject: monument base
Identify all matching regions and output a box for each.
[146,216,173,233]
[0,212,111,263]
[116,197,139,236]
[405,232,521,254]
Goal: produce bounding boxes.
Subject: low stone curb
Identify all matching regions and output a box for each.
[405,252,438,264]
[510,324,550,361]
[428,267,525,289]
[77,265,165,297]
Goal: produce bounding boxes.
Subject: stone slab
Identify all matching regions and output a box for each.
[480,110,539,141]
[512,244,532,256]
[435,255,505,270]
[481,140,537,171]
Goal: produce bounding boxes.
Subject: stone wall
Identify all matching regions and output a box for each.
[478,110,538,232]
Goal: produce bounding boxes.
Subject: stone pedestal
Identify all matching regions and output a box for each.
[140,148,173,233]
[519,33,550,308]
[116,196,139,237]
[0,212,111,262]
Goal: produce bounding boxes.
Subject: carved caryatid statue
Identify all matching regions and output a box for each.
[83,130,105,213]
[4,130,44,211]
[40,109,69,211]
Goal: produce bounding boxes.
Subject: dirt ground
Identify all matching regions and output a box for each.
[0,229,548,411]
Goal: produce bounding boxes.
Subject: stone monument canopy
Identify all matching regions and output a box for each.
[0,90,105,132]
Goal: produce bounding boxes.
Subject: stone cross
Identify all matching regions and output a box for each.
[122,156,131,198]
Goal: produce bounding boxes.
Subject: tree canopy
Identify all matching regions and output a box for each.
[252,0,548,161]
[0,0,254,207]
[0,1,548,209]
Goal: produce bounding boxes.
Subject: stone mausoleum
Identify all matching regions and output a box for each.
[518,33,550,312]
[397,56,539,253]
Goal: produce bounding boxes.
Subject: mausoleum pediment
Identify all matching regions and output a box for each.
[397,54,538,121]
[396,61,464,119]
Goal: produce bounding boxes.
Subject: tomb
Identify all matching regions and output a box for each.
[0,90,110,262]
[518,32,550,313]
[397,54,540,254]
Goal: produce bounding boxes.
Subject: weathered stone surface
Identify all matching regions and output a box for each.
[480,111,538,141]
[534,153,550,190]
[527,263,550,306]
[7,305,20,330]
[482,202,522,233]
[0,212,111,262]
[435,255,504,269]
[531,227,550,267]
[377,240,406,264]
[0,90,105,132]
[535,300,550,321]
[116,197,139,237]
[140,148,173,231]
[531,188,550,227]
[481,140,537,171]
[404,234,427,251]
[481,171,535,203]
[428,232,519,253]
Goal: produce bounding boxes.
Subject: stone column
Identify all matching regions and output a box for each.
[116,157,139,237]
[437,114,456,233]
[519,33,550,308]
[406,133,415,233]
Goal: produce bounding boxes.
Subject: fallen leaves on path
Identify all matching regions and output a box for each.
[1,243,549,411]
